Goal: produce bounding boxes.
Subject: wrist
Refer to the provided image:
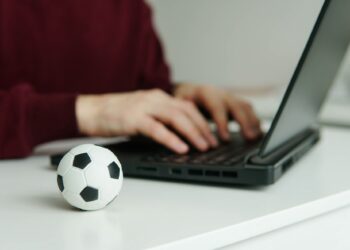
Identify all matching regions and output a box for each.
[76,94,101,136]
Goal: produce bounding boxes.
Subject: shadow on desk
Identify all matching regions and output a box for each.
[20,192,81,212]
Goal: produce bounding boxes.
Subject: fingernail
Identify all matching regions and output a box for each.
[223,132,230,141]
[210,136,219,147]
[197,138,209,151]
[248,128,259,139]
[254,127,262,135]
[177,143,189,153]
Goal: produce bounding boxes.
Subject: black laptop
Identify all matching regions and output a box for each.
[52,0,350,185]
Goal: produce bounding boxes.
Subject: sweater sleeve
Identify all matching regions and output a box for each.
[0,83,80,159]
[137,1,173,94]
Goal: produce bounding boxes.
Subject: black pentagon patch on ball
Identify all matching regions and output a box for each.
[80,186,99,202]
[107,161,120,179]
[57,175,64,192]
[73,153,91,169]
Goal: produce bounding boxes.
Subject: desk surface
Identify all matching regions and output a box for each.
[1,126,350,250]
[224,204,350,250]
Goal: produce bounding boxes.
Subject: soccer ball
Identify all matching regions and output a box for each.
[57,144,123,211]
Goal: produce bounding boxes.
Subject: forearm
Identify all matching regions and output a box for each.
[0,83,80,158]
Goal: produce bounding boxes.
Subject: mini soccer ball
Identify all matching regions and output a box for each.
[57,144,123,211]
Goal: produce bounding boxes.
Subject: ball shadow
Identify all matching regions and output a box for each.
[32,194,81,212]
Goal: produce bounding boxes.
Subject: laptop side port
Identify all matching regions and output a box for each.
[222,171,238,178]
[188,169,204,176]
[205,170,220,177]
[136,166,158,172]
[170,168,182,175]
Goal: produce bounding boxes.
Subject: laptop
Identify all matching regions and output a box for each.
[51,0,350,185]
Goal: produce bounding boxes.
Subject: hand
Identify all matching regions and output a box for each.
[76,89,218,154]
[174,84,262,141]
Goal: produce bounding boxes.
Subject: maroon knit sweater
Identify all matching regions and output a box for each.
[0,0,172,158]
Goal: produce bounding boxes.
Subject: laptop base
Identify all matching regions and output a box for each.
[51,129,319,186]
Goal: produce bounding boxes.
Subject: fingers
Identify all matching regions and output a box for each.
[144,90,213,152]
[242,103,261,136]
[227,99,262,140]
[138,117,189,154]
[195,87,261,141]
[198,96,230,141]
[155,106,210,152]
[177,100,218,148]
[91,88,261,154]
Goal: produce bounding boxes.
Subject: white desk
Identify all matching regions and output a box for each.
[1,126,350,250]
[223,204,350,250]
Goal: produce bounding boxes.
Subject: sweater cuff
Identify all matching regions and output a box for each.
[26,91,81,146]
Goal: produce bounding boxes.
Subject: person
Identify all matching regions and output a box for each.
[0,0,261,159]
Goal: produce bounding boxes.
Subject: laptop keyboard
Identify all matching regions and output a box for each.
[143,133,262,166]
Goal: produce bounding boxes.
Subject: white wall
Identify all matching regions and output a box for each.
[148,0,325,88]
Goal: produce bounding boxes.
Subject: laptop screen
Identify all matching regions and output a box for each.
[260,0,350,156]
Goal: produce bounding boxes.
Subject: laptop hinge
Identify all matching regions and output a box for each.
[248,128,320,166]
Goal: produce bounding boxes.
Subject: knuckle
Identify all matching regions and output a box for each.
[236,99,251,109]
[254,118,261,125]
[233,103,246,114]
[141,89,166,103]
[136,89,146,95]
[151,88,166,97]
[179,99,195,111]
[137,91,150,102]
[244,102,253,110]
[184,100,196,109]
[215,110,227,120]
[200,121,210,131]
[148,122,161,137]
[198,86,211,96]
[168,107,182,118]
[188,127,199,137]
